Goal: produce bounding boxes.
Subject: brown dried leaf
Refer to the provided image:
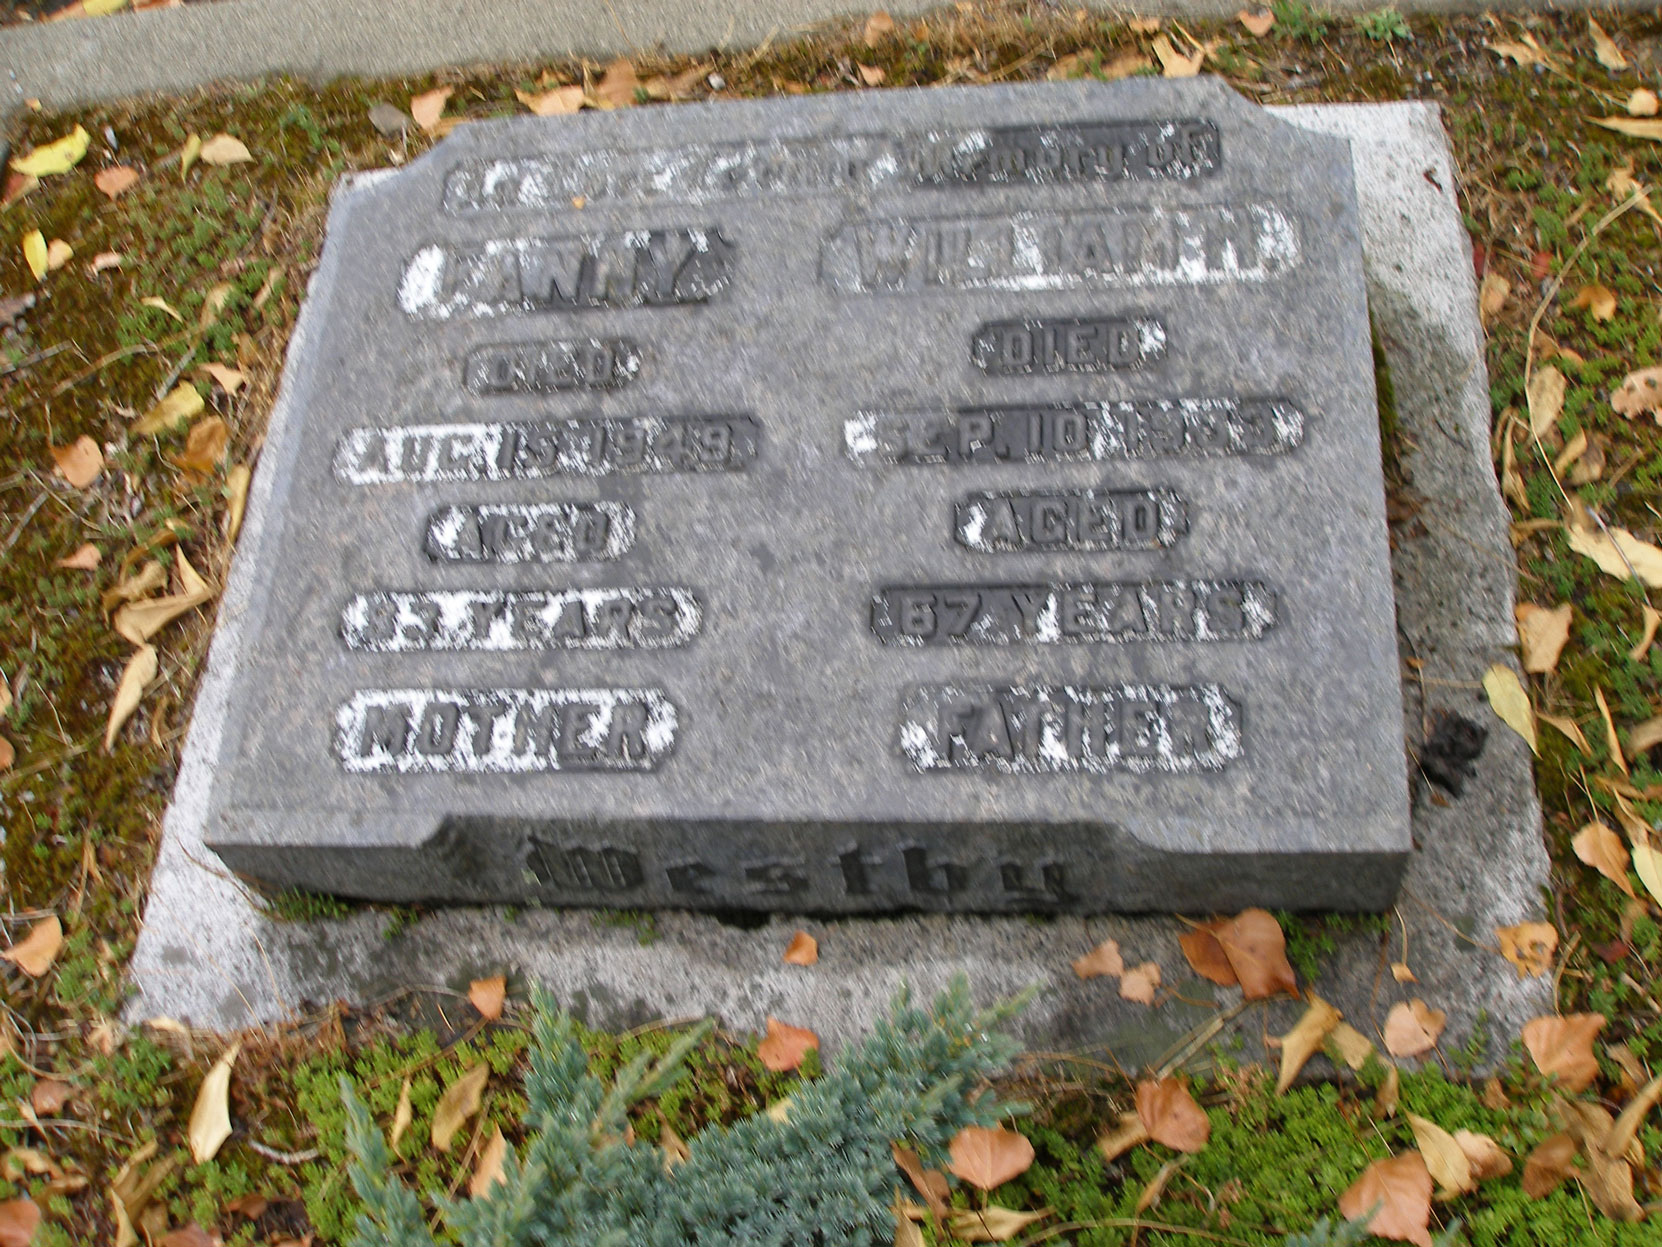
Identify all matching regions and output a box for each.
[661,1122,690,1170]
[1071,938,1123,980]
[198,134,252,166]
[1483,664,1537,753]
[892,1143,949,1217]
[1097,1111,1150,1163]
[947,1125,1035,1190]
[50,435,103,488]
[187,1041,239,1164]
[1496,922,1558,978]
[944,1206,1050,1242]
[1178,924,1236,985]
[1135,1078,1210,1152]
[642,64,709,100]
[1630,605,1661,661]
[1607,1074,1662,1161]
[1629,88,1660,117]
[783,930,818,966]
[1,916,62,978]
[757,1017,818,1072]
[858,64,886,85]
[157,1226,217,1247]
[1596,685,1628,774]
[863,10,895,45]
[1526,364,1566,438]
[1338,1151,1433,1247]
[1213,908,1297,999]
[1590,18,1629,71]
[0,738,12,773]
[1627,714,1662,757]
[431,1062,488,1151]
[1522,1013,1606,1091]
[1570,282,1617,321]
[1375,1065,1400,1118]
[44,239,71,271]
[139,294,184,323]
[224,465,251,543]
[1383,999,1445,1058]
[133,383,204,436]
[1566,522,1662,586]
[1522,1133,1576,1197]
[1328,1021,1375,1071]
[1276,995,1341,1093]
[1151,33,1206,77]
[1612,365,1662,420]
[467,975,506,1020]
[1407,1114,1474,1199]
[1237,8,1274,36]
[113,553,215,644]
[389,1077,413,1151]
[1119,961,1160,1004]
[30,1079,71,1116]
[198,362,247,394]
[56,543,100,570]
[105,644,157,750]
[409,87,452,135]
[94,165,140,199]
[1454,1130,1512,1182]
[0,1198,40,1247]
[1488,34,1560,70]
[515,86,585,117]
[173,417,228,474]
[1391,962,1417,983]
[1479,272,1510,323]
[468,1126,507,1197]
[594,59,640,109]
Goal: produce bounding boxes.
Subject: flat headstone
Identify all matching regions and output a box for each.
[200,79,1411,913]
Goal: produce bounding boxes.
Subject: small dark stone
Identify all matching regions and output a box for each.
[1419,711,1488,797]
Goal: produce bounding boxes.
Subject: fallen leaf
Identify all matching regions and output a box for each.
[1596,686,1628,774]
[948,1125,1035,1190]
[1127,16,1162,32]
[139,295,184,323]
[90,251,123,275]
[1522,1132,1577,1197]
[1629,88,1659,117]
[1119,961,1160,1004]
[1594,115,1662,142]
[431,1062,488,1151]
[945,1206,1050,1242]
[1554,428,1588,477]
[1631,605,1661,660]
[1151,33,1205,77]
[1575,821,1636,896]
[1479,272,1510,323]
[1526,365,1566,438]
[1407,1114,1473,1199]
[1612,365,1662,421]
[1375,1065,1400,1118]
[1,916,62,978]
[1211,908,1297,998]
[1489,34,1559,71]
[757,1017,818,1072]
[1237,8,1274,36]
[1338,1151,1433,1247]
[1178,925,1237,985]
[1633,842,1662,909]
[1567,522,1662,587]
[892,1143,949,1217]
[863,10,895,45]
[1498,922,1558,979]
[1523,1013,1605,1091]
[468,1126,507,1197]
[594,59,640,109]
[0,738,13,773]
[782,930,818,965]
[133,383,204,435]
[1391,961,1417,983]
[1097,1111,1150,1163]
[1482,664,1537,754]
[1136,1078,1210,1152]
[1072,938,1123,979]
[113,552,215,644]
[1277,995,1341,1092]
[515,86,585,116]
[1607,1074,1662,1160]
[198,362,247,394]
[173,417,228,474]
[894,1202,924,1247]
[188,1041,240,1163]
[1327,1021,1374,1071]
[21,230,47,281]
[389,1077,412,1150]
[10,126,91,176]
[1570,282,1617,320]
[0,1198,40,1247]
[468,975,505,1020]
[106,561,167,608]
[94,165,140,199]
[44,239,71,271]
[1590,17,1629,71]
[858,64,886,86]
[1627,714,1662,756]
[179,133,202,179]
[50,436,103,488]
[661,1122,690,1170]
[224,465,251,543]
[157,1225,215,1247]
[1383,999,1445,1058]
[1453,1130,1511,1182]
[199,134,252,166]
[643,64,710,100]
[31,1079,71,1116]
[410,87,452,134]
[1583,1146,1644,1221]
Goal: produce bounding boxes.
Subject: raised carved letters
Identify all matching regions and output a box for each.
[819,204,1298,294]
[464,339,641,393]
[955,489,1187,553]
[425,503,633,563]
[439,121,1219,211]
[843,399,1304,466]
[333,414,759,484]
[871,581,1277,644]
[898,684,1242,773]
[336,687,677,773]
[340,589,701,652]
[399,227,736,319]
[972,317,1166,374]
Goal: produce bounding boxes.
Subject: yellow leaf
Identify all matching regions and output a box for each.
[431,1062,488,1151]
[945,1206,1051,1242]
[180,133,202,179]
[139,295,184,323]
[1,915,63,978]
[468,1126,507,1197]
[410,86,453,134]
[224,464,251,543]
[1407,1113,1475,1199]
[1526,365,1566,439]
[1628,89,1659,118]
[188,1042,240,1164]
[1482,664,1537,754]
[389,1077,413,1151]
[85,0,128,14]
[1276,995,1341,1093]
[1633,842,1662,909]
[1539,713,1590,754]
[22,230,46,280]
[133,383,204,435]
[1495,921,1558,978]
[1591,115,1662,142]
[199,134,253,166]
[1631,605,1661,661]
[56,543,100,571]
[44,239,72,271]
[1574,821,1635,896]
[1595,685,1628,774]
[1570,282,1618,321]
[1590,18,1629,71]
[1327,1021,1374,1071]
[1515,603,1572,673]
[104,644,157,751]
[9,126,91,177]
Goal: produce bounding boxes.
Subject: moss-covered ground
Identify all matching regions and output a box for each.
[4,3,1662,1242]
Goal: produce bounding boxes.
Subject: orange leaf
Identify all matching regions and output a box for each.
[1496,922,1557,978]
[1071,938,1123,979]
[858,64,886,86]
[410,86,453,134]
[1119,961,1160,1004]
[50,435,102,488]
[55,543,100,570]
[782,930,818,965]
[1212,908,1297,998]
[468,1125,507,1197]
[1521,1133,1577,1197]
[467,975,505,1020]
[1522,1013,1606,1091]
[94,165,140,199]
[1570,282,1618,321]
[757,1017,818,1072]
[1573,821,1636,896]
[0,1198,41,1247]
[947,1125,1035,1190]
[1237,7,1274,35]
[2,915,62,977]
[0,738,12,772]
[1338,1151,1433,1247]
[892,1143,949,1217]
[173,416,228,474]
[1178,924,1236,985]
[1383,999,1446,1058]
[1135,1078,1210,1152]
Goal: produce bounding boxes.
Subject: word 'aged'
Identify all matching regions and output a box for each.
[425,503,633,563]
[844,398,1305,466]
[972,317,1166,374]
[336,688,677,773]
[464,339,641,394]
[871,581,1277,645]
[956,489,1187,552]
[899,683,1242,773]
[334,414,759,484]
[340,588,701,652]
[820,204,1298,294]
[399,228,736,318]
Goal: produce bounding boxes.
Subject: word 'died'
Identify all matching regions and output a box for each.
[956,489,1187,553]
[871,581,1277,645]
[820,204,1298,294]
[844,398,1304,466]
[334,414,758,484]
[340,588,701,652]
[464,339,641,394]
[336,688,677,773]
[972,317,1166,374]
[425,503,633,563]
[439,121,1220,211]
[399,228,736,319]
[900,684,1242,773]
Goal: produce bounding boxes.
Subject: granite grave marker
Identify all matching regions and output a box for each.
[200,79,1411,912]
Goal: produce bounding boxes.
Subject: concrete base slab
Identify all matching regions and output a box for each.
[127,99,1551,1071]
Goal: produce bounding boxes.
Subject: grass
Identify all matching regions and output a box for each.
[3,3,1662,1242]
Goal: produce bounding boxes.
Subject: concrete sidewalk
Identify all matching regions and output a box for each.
[1,0,1648,119]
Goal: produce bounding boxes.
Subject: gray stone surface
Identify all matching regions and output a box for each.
[128,99,1548,1070]
[195,80,1411,914]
